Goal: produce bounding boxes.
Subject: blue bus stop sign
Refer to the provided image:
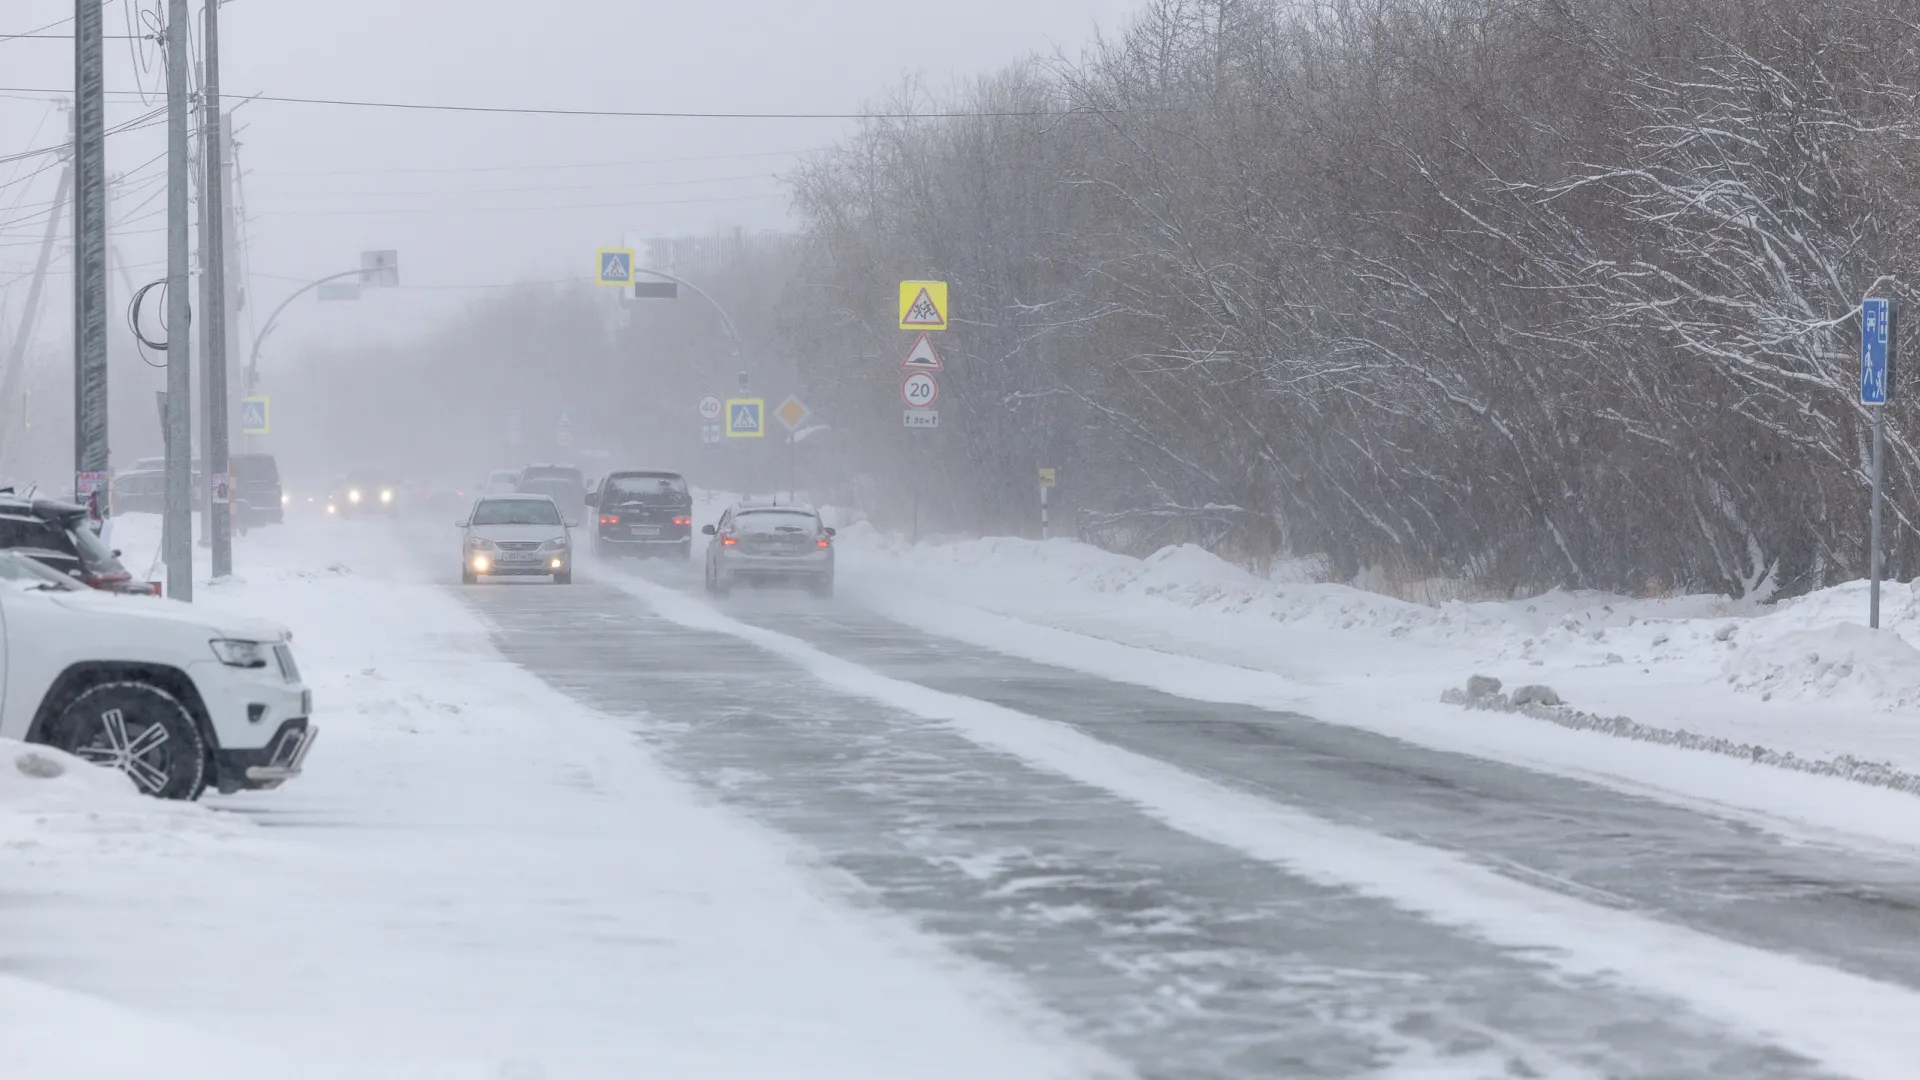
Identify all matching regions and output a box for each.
[1863,297,1892,405]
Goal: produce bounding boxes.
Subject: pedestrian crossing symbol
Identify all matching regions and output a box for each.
[241,395,269,435]
[898,280,949,331]
[726,397,765,438]
[596,248,634,286]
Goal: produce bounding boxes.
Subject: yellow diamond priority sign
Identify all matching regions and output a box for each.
[898,280,948,331]
[775,395,811,431]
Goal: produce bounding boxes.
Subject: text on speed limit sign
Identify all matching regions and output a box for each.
[902,371,939,408]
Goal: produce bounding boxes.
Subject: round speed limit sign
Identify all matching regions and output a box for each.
[698,394,723,420]
[901,371,939,409]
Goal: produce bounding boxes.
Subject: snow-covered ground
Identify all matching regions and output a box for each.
[817,516,1920,852]
[0,512,1116,1080]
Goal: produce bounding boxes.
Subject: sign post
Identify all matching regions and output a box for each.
[1863,296,1896,629]
[1038,467,1056,539]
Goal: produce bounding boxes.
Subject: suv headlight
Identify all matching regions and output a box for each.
[210,639,271,669]
[539,537,568,551]
[348,488,362,503]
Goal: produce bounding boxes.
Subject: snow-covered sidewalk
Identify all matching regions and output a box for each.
[0,514,1113,1080]
[825,522,1920,851]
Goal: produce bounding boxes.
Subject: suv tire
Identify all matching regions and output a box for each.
[42,681,208,800]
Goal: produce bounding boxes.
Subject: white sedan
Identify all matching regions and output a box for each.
[0,550,315,800]
[457,493,576,585]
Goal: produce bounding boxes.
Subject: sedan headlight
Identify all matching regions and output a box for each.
[209,639,271,669]
[379,489,394,504]
[348,488,362,503]
[538,536,568,551]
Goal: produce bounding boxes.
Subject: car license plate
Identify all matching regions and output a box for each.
[630,525,660,536]
[498,553,539,564]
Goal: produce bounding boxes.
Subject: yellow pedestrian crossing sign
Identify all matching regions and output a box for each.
[726,397,765,438]
[241,395,269,435]
[898,280,948,331]
[596,248,634,286]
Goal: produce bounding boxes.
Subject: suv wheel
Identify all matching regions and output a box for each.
[42,681,208,800]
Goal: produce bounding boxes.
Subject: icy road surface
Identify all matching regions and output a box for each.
[9,511,1920,1079]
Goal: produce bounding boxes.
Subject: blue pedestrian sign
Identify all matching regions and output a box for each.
[596,248,634,286]
[726,398,765,438]
[701,420,723,450]
[240,395,269,435]
[1863,297,1893,405]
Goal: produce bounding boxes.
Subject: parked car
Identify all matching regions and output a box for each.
[457,493,575,584]
[230,453,284,526]
[702,499,835,598]
[0,549,316,799]
[516,463,587,510]
[111,464,204,515]
[0,492,141,593]
[586,470,693,558]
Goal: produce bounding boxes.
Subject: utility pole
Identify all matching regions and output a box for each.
[164,0,193,600]
[221,112,243,455]
[200,0,231,576]
[74,0,110,508]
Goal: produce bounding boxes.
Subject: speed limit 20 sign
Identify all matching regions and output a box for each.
[901,371,939,409]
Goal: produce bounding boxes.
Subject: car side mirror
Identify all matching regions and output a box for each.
[112,549,122,557]
[565,519,579,529]
[825,527,836,537]
[584,492,598,507]
[701,524,717,536]
[454,519,467,528]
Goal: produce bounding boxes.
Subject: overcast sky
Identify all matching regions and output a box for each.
[1,0,1136,359]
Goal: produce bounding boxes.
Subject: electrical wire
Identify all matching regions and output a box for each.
[253,191,784,218]
[254,170,780,199]
[128,278,171,363]
[250,145,831,177]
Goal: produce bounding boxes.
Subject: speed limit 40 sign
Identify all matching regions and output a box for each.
[901,371,939,409]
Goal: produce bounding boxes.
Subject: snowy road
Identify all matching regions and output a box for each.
[10,513,1920,1078]
[450,523,1920,1079]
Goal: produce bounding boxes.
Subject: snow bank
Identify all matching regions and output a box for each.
[1726,623,1920,708]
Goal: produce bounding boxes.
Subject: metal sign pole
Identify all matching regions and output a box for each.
[1863,296,1897,629]
[1872,403,1887,629]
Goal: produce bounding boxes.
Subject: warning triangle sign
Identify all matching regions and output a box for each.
[901,287,945,328]
[901,332,943,370]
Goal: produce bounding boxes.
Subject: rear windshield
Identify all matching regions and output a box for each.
[605,475,688,501]
[0,552,82,591]
[522,467,583,484]
[735,509,818,534]
[0,515,81,566]
[471,499,561,526]
[231,455,278,482]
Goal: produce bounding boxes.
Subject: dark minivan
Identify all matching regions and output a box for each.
[231,453,284,526]
[586,471,693,558]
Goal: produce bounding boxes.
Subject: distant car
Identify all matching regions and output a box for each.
[327,471,399,517]
[111,462,204,515]
[230,453,284,526]
[702,500,835,598]
[457,493,575,585]
[516,463,587,510]
[0,548,316,800]
[0,493,141,593]
[586,470,693,558]
[483,469,521,495]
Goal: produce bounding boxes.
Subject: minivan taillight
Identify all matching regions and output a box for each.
[600,515,621,525]
[673,517,692,526]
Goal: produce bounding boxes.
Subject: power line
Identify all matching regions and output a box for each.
[0,87,1076,120]
[251,270,590,291]
[249,145,830,177]
[252,191,785,218]
[253,169,781,198]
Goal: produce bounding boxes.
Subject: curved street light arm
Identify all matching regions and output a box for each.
[245,268,372,390]
[634,266,744,369]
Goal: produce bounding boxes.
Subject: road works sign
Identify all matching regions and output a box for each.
[241,396,269,435]
[898,280,949,331]
[726,397,765,437]
[596,248,634,286]
[1863,297,1894,406]
[901,331,943,370]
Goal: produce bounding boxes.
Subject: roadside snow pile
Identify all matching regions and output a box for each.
[1725,623,1920,708]
[0,737,245,849]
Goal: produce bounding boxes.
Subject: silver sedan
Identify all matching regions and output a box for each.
[458,494,576,585]
[702,502,835,598]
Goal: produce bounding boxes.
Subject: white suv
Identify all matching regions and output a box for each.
[0,551,315,800]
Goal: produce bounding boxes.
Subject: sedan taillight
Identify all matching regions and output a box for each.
[720,533,737,546]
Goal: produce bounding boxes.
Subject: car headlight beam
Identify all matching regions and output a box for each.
[348,489,362,503]
[379,489,393,504]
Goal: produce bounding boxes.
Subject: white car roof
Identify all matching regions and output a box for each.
[476,492,557,503]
